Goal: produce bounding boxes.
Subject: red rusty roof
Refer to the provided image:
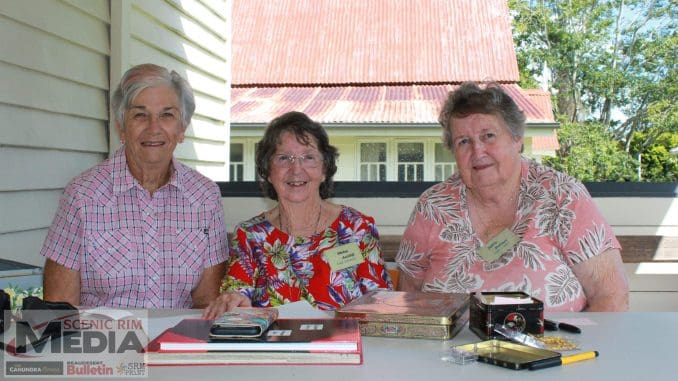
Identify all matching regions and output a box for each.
[232,0,519,85]
[230,0,557,152]
[523,89,556,122]
[532,133,560,151]
[232,84,551,124]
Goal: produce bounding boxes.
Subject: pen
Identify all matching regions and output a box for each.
[558,321,582,334]
[529,351,599,370]
[543,318,582,333]
[543,319,558,331]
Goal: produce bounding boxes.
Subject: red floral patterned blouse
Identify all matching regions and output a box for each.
[222,206,393,310]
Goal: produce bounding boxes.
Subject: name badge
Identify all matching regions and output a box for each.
[324,242,364,272]
[478,229,520,262]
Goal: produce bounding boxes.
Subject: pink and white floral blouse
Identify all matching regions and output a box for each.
[396,159,621,311]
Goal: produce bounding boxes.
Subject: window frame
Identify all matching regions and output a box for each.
[357,140,388,181]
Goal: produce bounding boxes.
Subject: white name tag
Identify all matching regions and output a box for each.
[323,242,364,271]
[478,229,520,262]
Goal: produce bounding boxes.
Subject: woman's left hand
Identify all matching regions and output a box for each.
[201,291,253,319]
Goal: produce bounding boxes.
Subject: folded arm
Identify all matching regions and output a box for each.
[572,249,629,311]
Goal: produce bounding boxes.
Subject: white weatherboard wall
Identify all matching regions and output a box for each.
[0,0,111,267]
[0,0,231,267]
[123,0,230,180]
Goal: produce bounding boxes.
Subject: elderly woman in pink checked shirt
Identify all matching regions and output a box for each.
[40,64,228,308]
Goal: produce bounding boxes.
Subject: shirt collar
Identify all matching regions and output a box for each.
[111,147,184,194]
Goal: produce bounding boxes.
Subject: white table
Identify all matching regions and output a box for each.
[142,311,678,381]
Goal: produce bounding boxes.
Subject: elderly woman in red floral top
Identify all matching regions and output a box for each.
[203,112,392,318]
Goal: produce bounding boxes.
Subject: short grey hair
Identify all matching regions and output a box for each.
[111,63,195,130]
[439,82,526,152]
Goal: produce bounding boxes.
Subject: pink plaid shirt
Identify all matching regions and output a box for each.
[41,148,229,308]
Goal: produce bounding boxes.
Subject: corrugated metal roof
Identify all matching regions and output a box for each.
[232,0,519,85]
[524,89,556,121]
[230,0,557,153]
[532,134,560,151]
[231,84,552,124]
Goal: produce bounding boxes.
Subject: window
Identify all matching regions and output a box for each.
[253,142,260,180]
[434,143,455,181]
[231,137,457,182]
[360,142,386,181]
[230,143,244,181]
[397,142,424,181]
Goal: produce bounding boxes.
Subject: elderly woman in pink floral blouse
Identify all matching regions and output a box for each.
[396,82,629,312]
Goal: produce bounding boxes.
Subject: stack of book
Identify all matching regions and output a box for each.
[146,312,363,365]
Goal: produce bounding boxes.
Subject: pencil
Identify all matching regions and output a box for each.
[561,351,599,365]
[529,351,599,370]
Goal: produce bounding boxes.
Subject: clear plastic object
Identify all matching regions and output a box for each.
[440,346,479,365]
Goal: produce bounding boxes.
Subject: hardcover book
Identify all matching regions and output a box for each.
[146,349,362,366]
[336,290,470,339]
[146,318,363,365]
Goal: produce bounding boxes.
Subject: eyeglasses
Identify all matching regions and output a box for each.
[271,153,322,168]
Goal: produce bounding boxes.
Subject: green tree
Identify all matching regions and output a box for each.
[542,120,637,181]
[629,131,678,181]
[510,0,677,181]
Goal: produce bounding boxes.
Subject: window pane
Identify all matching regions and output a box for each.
[360,143,386,181]
[229,163,243,181]
[253,142,260,180]
[361,163,386,181]
[361,143,386,161]
[434,143,455,180]
[398,143,424,161]
[230,143,244,181]
[397,143,423,181]
[398,163,424,181]
[435,143,453,162]
[230,143,244,162]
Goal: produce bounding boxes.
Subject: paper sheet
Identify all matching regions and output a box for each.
[276,301,335,319]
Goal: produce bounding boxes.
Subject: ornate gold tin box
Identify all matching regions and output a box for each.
[336,290,469,339]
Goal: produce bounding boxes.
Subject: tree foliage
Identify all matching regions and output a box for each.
[542,120,637,181]
[629,131,678,181]
[510,0,677,181]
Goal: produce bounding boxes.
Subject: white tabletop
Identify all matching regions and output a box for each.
[140,310,678,381]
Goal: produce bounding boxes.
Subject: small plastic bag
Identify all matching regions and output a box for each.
[440,346,479,365]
